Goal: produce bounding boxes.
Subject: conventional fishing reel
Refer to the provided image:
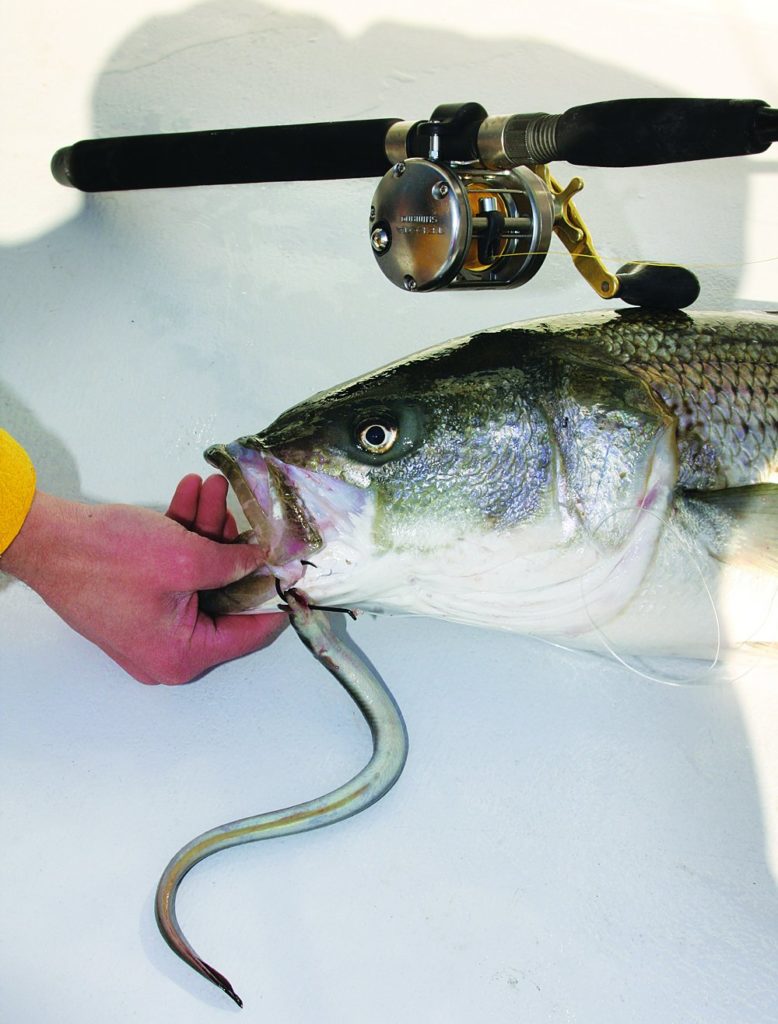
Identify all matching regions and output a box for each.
[51,96,778,310]
[369,157,555,292]
[367,100,772,308]
[370,103,596,295]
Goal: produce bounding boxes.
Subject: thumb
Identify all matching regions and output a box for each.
[184,534,271,591]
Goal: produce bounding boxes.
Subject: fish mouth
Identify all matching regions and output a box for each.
[205,440,324,567]
[203,438,370,611]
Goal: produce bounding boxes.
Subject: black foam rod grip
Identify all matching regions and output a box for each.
[614,262,701,310]
[555,98,769,167]
[51,118,401,192]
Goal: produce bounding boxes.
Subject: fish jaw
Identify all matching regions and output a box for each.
[204,440,375,602]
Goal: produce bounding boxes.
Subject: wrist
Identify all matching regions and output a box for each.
[0,491,84,588]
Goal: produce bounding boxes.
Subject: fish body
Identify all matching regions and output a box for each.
[205,309,778,658]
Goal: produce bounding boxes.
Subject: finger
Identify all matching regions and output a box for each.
[190,611,289,674]
[166,474,203,527]
[195,474,230,540]
[223,511,239,541]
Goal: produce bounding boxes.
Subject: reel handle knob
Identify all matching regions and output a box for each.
[614,262,700,310]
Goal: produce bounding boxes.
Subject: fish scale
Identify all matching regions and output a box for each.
[528,310,778,489]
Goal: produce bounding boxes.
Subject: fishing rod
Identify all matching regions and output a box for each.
[51,97,778,310]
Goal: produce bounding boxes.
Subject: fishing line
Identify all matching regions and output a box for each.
[462,186,778,270]
[581,505,723,687]
[463,184,778,270]
[488,249,778,270]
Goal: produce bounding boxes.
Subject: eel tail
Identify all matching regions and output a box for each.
[154,589,409,1007]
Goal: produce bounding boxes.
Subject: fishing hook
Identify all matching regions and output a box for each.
[275,576,358,619]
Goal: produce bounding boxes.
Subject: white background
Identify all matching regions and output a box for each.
[2,1,778,1021]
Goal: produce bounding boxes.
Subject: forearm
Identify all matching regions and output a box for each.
[0,491,87,591]
[0,491,144,653]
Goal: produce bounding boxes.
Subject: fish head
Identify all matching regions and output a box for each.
[204,349,549,612]
[205,322,678,635]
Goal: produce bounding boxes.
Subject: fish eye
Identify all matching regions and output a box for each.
[355,417,399,455]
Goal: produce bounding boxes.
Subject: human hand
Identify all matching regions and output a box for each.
[0,474,287,684]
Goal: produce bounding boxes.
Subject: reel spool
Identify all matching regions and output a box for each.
[369,159,554,291]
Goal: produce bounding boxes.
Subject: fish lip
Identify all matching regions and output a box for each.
[204,443,273,548]
[203,442,233,474]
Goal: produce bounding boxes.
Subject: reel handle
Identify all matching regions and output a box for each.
[614,262,700,310]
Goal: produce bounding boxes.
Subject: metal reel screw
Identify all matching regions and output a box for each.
[392,162,406,178]
[403,275,418,291]
[371,227,390,254]
[432,181,449,199]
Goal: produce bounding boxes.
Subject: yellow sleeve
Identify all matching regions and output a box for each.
[0,429,36,554]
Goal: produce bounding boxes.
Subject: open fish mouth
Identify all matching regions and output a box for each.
[203,438,372,612]
[205,440,324,567]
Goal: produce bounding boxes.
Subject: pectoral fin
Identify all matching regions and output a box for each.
[689,483,778,573]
